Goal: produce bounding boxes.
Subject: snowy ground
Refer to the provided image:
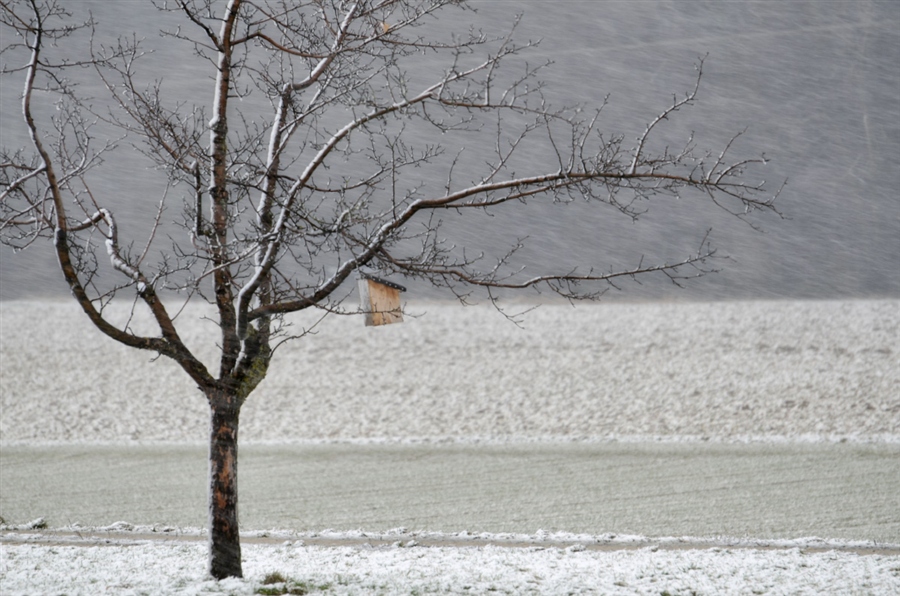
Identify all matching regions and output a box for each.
[1,299,899,594]
[3,531,899,595]
[1,299,897,443]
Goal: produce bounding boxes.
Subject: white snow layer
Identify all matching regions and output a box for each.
[1,299,899,593]
[2,537,899,595]
[1,299,897,444]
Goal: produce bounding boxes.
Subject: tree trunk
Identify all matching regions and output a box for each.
[207,397,242,579]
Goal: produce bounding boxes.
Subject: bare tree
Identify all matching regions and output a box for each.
[1,0,780,579]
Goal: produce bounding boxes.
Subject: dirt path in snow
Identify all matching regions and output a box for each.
[3,443,899,544]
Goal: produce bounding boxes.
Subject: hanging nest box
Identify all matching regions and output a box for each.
[357,272,406,326]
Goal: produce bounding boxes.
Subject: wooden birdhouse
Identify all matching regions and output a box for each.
[357,272,406,326]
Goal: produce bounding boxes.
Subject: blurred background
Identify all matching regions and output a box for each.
[2,1,898,301]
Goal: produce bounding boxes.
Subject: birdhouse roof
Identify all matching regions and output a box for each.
[359,272,406,292]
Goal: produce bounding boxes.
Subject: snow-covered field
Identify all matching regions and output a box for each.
[1,299,899,594]
[2,299,897,443]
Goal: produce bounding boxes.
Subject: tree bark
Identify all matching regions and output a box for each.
[207,395,242,579]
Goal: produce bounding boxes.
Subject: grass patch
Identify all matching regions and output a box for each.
[262,572,289,585]
[255,571,331,595]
